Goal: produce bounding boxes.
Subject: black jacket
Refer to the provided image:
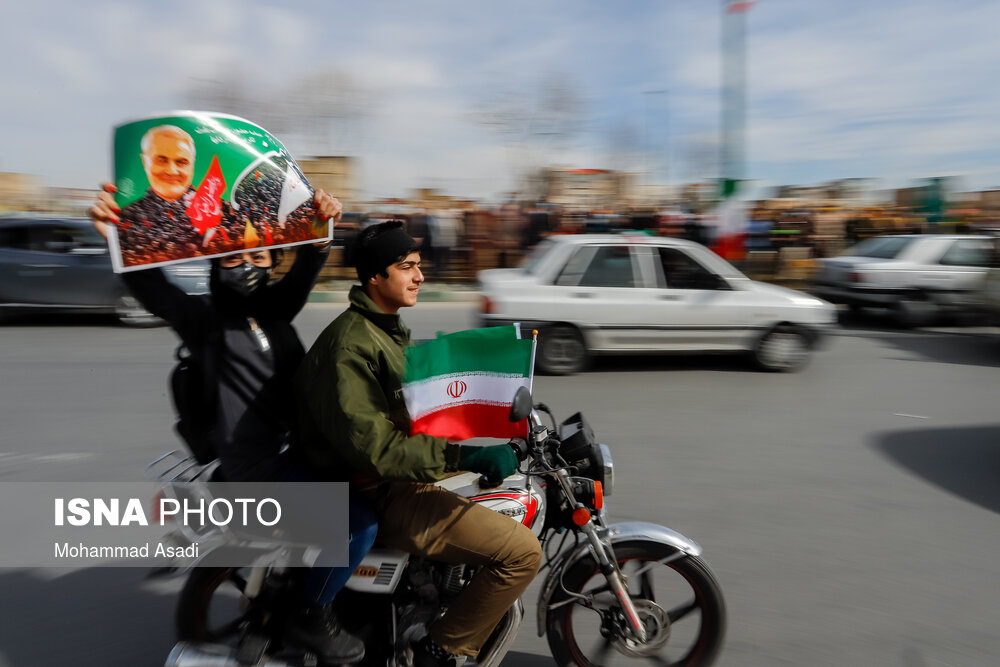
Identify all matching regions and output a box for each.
[124,246,328,481]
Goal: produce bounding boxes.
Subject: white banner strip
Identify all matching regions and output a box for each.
[404,374,529,421]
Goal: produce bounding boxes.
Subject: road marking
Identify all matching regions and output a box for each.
[0,452,97,463]
[892,413,930,420]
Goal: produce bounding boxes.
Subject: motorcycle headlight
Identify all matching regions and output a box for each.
[598,444,614,497]
[558,412,612,496]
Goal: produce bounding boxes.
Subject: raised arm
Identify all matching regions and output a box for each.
[90,183,208,339]
[263,189,341,320]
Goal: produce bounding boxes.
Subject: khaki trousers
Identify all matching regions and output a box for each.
[373,480,543,657]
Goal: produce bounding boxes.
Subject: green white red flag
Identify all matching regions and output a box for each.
[708,178,747,261]
[403,326,535,441]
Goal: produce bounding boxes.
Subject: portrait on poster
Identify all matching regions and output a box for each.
[110,111,330,272]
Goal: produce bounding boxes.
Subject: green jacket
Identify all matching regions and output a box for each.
[295,285,455,484]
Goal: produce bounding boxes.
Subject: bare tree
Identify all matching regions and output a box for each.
[677,134,721,185]
[603,120,643,175]
[469,71,586,194]
[182,67,371,158]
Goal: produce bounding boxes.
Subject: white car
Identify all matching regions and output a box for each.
[967,235,1000,326]
[477,234,837,374]
[812,234,992,326]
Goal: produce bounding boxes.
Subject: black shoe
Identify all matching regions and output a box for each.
[285,604,365,665]
[412,635,465,667]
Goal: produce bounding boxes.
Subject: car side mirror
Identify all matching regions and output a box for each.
[509,386,533,422]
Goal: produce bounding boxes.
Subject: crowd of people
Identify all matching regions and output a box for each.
[231,158,319,247]
[335,198,999,282]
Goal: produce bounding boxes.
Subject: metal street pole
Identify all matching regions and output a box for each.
[721,0,751,199]
[643,89,669,202]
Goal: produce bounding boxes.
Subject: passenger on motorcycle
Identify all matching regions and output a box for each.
[295,220,543,666]
[89,184,377,665]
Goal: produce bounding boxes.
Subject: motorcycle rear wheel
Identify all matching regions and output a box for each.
[545,541,726,667]
[176,567,250,643]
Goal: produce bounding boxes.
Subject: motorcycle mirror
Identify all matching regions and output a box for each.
[509,386,533,422]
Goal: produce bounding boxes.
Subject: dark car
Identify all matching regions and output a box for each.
[0,216,209,326]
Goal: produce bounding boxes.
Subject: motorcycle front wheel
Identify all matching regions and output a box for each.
[545,540,726,667]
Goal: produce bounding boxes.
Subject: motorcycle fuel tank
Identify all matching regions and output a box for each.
[436,471,546,536]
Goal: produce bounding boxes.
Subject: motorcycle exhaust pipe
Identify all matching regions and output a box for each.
[165,641,295,667]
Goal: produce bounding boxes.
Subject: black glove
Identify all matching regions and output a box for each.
[458,444,518,483]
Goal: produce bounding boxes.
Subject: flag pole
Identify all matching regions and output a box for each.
[529,329,538,395]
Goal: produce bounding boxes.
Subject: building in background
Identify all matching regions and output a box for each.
[537,168,635,211]
[0,173,45,212]
[409,188,477,210]
[298,156,359,209]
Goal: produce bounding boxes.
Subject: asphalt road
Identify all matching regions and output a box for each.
[1,304,998,666]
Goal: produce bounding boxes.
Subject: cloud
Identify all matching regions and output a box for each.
[3,0,1000,197]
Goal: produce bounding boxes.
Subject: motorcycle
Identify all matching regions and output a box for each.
[160,386,726,666]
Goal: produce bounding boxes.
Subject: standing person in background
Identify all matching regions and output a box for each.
[524,207,552,248]
[429,209,458,279]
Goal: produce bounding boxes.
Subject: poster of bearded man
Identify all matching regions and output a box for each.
[109,111,329,271]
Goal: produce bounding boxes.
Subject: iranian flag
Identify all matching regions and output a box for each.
[708,178,748,261]
[403,326,535,441]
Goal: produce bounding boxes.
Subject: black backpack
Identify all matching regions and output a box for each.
[169,341,219,465]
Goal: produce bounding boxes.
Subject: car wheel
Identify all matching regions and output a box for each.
[752,324,810,372]
[893,297,936,329]
[114,294,164,328]
[537,325,587,375]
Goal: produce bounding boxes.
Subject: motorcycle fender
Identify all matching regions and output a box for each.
[536,521,702,637]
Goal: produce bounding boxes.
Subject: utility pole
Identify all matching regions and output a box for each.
[713,0,754,260]
[721,1,752,199]
[643,89,669,201]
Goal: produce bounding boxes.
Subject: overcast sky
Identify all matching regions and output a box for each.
[2,0,999,202]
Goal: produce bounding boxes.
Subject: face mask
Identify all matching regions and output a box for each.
[217,262,270,298]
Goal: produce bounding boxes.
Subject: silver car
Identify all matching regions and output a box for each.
[813,234,992,326]
[0,216,209,326]
[477,234,836,374]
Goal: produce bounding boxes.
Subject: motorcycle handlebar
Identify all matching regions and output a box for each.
[478,473,503,489]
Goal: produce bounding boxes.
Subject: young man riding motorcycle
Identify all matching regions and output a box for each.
[90,185,378,665]
[295,220,543,666]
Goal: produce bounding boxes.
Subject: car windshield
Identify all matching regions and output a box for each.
[846,236,915,259]
[519,239,555,275]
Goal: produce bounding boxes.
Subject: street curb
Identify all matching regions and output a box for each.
[306,276,809,305]
[308,288,481,303]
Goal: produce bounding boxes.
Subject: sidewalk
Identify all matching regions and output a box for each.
[308,275,815,303]
[308,280,482,303]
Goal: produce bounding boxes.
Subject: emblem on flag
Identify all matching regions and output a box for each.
[404,326,535,441]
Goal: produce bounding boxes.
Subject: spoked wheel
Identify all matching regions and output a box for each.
[176,567,252,643]
[546,541,726,667]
